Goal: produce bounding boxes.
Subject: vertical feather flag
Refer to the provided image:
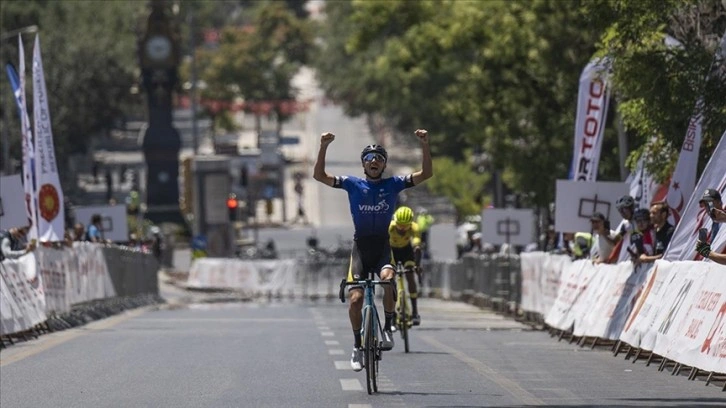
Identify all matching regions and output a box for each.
[4,35,38,240]
[32,35,65,241]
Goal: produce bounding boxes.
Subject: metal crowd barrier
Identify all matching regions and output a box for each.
[101,246,160,297]
[278,254,521,315]
[422,254,522,314]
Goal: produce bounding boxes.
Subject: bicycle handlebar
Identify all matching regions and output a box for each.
[339,278,392,303]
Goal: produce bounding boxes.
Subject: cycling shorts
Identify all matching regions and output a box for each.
[347,235,392,286]
[391,244,416,268]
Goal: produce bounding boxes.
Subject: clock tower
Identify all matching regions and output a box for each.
[138,0,184,224]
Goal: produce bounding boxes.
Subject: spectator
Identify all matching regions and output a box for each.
[563,231,592,260]
[86,214,104,243]
[639,201,675,263]
[0,226,35,260]
[589,212,617,264]
[696,241,726,265]
[542,225,559,252]
[73,223,86,242]
[149,226,164,262]
[629,208,656,265]
[416,207,435,259]
[695,188,726,265]
[607,194,636,263]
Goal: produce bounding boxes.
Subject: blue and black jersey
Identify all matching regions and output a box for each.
[333,174,415,239]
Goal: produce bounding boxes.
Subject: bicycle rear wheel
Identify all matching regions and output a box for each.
[364,309,375,394]
[400,299,409,353]
[397,278,410,353]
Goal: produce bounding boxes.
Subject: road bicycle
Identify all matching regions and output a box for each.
[340,277,392,394]
[394,262,412,353]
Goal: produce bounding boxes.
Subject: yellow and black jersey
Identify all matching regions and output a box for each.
[388,221,421,248]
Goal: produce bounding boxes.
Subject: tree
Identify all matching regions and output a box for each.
[313,0,614,206]
[586,0,726,181]
[1,0,142,188]
[190,1,313,135]
[425,156,490,220]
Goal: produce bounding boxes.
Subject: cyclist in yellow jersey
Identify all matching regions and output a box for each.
[389,206,423,326]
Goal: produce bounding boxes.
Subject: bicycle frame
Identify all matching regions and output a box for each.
[339,277,391,394]
[395,262,412,353]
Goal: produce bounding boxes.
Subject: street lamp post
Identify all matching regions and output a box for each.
[1,25,39,175]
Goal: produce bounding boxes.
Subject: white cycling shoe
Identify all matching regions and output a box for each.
[380,330,395,351]
[350,348,363,372]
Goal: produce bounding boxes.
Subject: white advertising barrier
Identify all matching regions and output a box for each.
[31,243,116,314]
[619,263,669,349]
[646,261,726,373]
[0,254,47,336]
[574,262,652,340]
[0,243,116,335]
[554,180,629,233]
[73,204,129,243]
[544,259,593,331]
[68,242,116,304]
[188,258,297,292]
[520,252,569,316]
[481,208,535,246]
[35,247,71,314]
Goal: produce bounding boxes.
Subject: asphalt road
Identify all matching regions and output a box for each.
[2,283,723,408]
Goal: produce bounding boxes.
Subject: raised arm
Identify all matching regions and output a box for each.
[313,132,336,187]
[411,129,433,186]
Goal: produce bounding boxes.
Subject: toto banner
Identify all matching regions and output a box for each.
[570,57,611,182]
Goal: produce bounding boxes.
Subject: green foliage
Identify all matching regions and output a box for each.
[313,0,613,205]
[1,0,143,172]
[425,157,490,219]
[313,0,726,207]
[192,1,313,130]
[585,0,726,179]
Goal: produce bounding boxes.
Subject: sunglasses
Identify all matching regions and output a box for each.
[363,153,386,163]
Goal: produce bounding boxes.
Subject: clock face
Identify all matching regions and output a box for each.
[145,35,172,61]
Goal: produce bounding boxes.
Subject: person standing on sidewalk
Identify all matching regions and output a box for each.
[313,129,433,371]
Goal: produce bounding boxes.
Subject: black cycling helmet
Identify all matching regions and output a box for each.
[360,144,388,162]
[615,195,635,210]
[633,208,650,222]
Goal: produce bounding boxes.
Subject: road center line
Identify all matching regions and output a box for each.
[422,335,545,406]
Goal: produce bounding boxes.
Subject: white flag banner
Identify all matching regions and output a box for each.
[665,101,703,225]
[570,57,611,181]
[19,37,39,241]
[628,153,663,210]
[7,37,39,240]
[664,130,726,261]
[32,35,65,242]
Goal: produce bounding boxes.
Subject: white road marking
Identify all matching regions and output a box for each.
[317,326,331,331]
[340,379,363,391]
[328,349,344,355]
[334,361,350,370]
[321,331,335,337]
[348,405,372,408]
[324,340,340,346]
[422,335,545,406]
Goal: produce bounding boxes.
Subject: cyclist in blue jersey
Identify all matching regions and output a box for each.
[314,129,433,371]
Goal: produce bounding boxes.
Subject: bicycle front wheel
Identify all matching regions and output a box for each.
[364,308,376,394]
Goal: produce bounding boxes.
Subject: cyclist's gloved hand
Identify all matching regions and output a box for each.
[339,279,347,303]
[696,241,711,259]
